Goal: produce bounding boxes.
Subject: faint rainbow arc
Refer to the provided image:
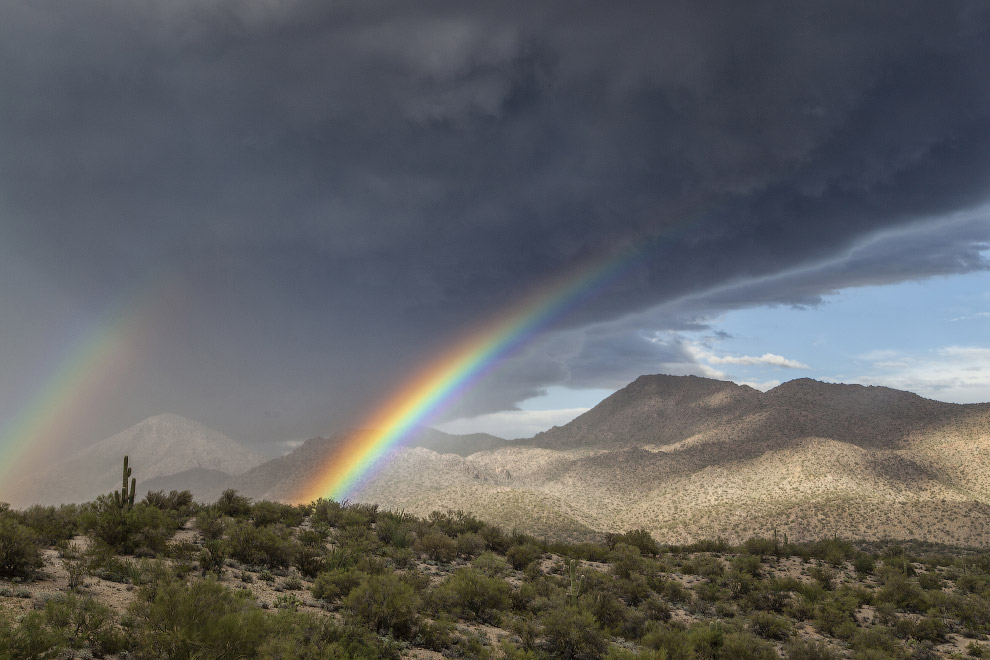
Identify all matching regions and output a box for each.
[298,245,644,503]
[0,287,165,497]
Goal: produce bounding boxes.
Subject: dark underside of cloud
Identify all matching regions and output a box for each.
[0,1,988,447]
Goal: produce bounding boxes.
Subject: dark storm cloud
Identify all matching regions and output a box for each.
[1,0,989,446]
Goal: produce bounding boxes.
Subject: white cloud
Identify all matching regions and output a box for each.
[738,379,782,391]
[704,352,810,369]
[853,345,990,403]
[435,408,591,440]
[949,311,990,321]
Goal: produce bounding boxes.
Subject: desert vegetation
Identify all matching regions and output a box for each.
[3,478,990,659]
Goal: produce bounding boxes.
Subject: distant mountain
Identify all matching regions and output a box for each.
[266,375,990,545]
[222,427,514,502]
[7,414,265,506]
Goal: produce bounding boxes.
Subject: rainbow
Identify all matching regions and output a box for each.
[0,288,164,500]
[297,245,645,503]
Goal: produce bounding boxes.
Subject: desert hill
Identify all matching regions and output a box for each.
[5,414,266,507]
[317,375,990,545]
[223,427,514,503]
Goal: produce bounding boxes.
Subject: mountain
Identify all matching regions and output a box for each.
[221,427,515,502]
[251,374,990,545]
[7,414,265,506]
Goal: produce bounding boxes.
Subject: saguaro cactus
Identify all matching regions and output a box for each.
[113,455,136,511]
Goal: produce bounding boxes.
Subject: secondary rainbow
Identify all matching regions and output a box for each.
[0,285,166,498]
[297,245,644,503]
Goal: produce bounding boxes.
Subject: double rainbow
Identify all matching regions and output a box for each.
[296,245,642,503]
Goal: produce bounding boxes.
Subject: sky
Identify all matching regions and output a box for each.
[0,1,988,458]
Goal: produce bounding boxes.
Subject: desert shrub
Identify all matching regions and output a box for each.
[226,520,298,568]
[606,529,660,556]
[85,542,142,583]
[605,649,667,660]
[43,592,126,654]
[742,537,777,558]
[129,577,268,660]
[312,498,345,527]
[442,567,512,623]
[0,609,66,659]
[252,500,305,528]
[849,626,909,660]
[732,553,764,577]
[258,609,400,660]
[853,553,876,575]
[876,571,928,612]
[891,614,947,642]
[15,504,79,545]
[376,515,414,548]
[661,578,691,605]
[507,542,544,570]
[214,489,252,518]
[194,507,227,540]
[815,593,859,637]
[473,551,510,577]
[540,606,608,660]
[611,543,646,580]
[748,610,792,640]
[686,621,725,659]
[312,568,367,604]
[480,523,510,553]
[721,631,780,660]
[641,621,693,659]
[415,531,458,562]
[80,497,180,554]
[344,572,421,639]
[579,589,628,633]
[294,542,326,578]
[682,554,724,579]
[0,517,43,579]
[456,531,486,558]
[142,489,196,516]
[198,539,228,577]
[556,542,611,563]
[784,638,840,660]
[427,509,484,536]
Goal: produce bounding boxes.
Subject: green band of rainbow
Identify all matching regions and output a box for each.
[297,245,644,503]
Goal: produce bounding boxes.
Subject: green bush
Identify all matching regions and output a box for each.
[540,606,608,660]
[251,500,305,528]
[142,489,195,516]
[784,638,840,660]
[15,504,79,545]
[473,551,510,577]
[214,489,252,518]
[442,567,512,623]
[226,520,298,568]
[194,507,227,540]
[129,577,268,660]
[344,572,421,639]
[605,529,660,556]
[312,568,367,604]
[80,497,180,554]
[312,498,345,527]
[0,517,43,579]
[748,610,792,640]
[507,542,543,570]
[43,592,126,655]
[722,631,780,660]
[258,609,400,660]
[415,531,458,562]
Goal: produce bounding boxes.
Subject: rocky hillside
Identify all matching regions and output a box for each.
[6,414,266,507]
[338,376,990,545]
